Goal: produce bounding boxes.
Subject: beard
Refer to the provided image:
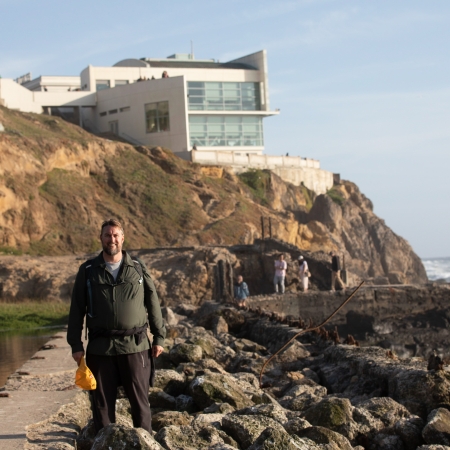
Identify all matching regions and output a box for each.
[102,242,122,256]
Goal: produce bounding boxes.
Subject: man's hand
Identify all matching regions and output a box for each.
[72,351,85,366]
[152,345,164,358]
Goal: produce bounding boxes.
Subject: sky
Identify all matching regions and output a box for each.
[1,0,449,258]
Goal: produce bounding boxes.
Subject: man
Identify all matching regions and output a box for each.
[234,275,250,307]
[274,254,287,294]
[297,255,309,292]
[330,251,345,291]
[67,219,166,433]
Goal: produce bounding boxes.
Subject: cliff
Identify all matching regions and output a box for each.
[0,105,426,285]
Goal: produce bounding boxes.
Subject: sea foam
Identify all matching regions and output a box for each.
[422,257,450,282]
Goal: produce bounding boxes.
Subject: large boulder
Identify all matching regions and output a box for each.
[91,424,163,450]
[302,397,358,441]
[394,417,425,450]
[221,414,285,449]
[233,403,289,424]
[153,369,187,396]
[189,371,254,410]
[148,387,176,410]
[155,424,237,450]
[247,426,311,450]
[423,408,450,445]
[357,397,413,427]
[169,343,203,365]
[295,426,353,450]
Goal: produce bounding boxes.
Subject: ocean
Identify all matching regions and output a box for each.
[422,257,450,282]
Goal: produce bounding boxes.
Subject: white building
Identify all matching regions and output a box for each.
[0,51,334,193]
[0,50,279,157]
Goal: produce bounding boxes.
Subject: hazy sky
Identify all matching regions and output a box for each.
[1,0,448,258]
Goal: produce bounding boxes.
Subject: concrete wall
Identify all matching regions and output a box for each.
[191,150,333,194]
[95,76,189,152]
[80,64,264,92]
[0,79,43,113]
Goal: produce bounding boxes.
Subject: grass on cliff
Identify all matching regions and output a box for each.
[0,301,70,331]
[238,169,271,206]
[326,187,345,206]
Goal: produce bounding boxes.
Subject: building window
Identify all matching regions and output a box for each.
[115,80,129,86]
[145,101,170,133]
[120,106,130,112]
[96,80,110,91]
[99,112,107,117]
[109,109,118,115]
[189,115,263,147]
[187,82,261,111]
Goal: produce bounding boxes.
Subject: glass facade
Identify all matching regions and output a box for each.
[189,115,263,147]
[145,101,170,133]
[96,80,110,91]
[188,82,261,111]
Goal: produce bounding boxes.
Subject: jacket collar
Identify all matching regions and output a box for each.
[90,251,133,268]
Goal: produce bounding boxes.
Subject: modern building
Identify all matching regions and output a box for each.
[0,50,279,157]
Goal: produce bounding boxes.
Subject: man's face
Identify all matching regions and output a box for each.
[100,225,124,256]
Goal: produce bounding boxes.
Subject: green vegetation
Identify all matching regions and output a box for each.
[300,183,314,211]
[0,246,22,255]
[326,187,345,206]
[0,301,70,331]
[238,169,271,205]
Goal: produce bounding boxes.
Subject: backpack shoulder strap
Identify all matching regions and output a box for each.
[131,258,144,284]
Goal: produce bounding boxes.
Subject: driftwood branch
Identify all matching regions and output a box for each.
[259,280,365,388]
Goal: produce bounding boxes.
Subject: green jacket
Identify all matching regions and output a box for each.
[67,251,166,356]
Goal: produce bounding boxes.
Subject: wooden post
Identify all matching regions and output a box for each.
[268,217,273,239]
[261,216,265,240]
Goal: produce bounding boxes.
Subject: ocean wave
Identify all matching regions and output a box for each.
[422,257,450,282]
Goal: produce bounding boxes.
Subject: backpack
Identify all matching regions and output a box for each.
[85,258,144,318]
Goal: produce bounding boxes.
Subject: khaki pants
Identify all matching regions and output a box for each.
[331,270,345,291]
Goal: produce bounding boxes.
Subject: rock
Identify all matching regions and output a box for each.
[155,424,237,449]
[369,432,405,450]
[116,397,132,420]
[234,403,289,424]
[423,408,450,445]
[213,316,229,334]
[221,414,286,449]
[175,303,198,317]
[282,384,327,399]
[295,425,353,450]
[417,446,450,450]
[162,307,179,327]
[148,387,176,410]
[169,343,203,364]
[352,406,385,438]
[283,417,312,435]
[204,402,236,414]
[357,397,412,426]
[192,413,225,429]
[302,397,357,441]
[394,416,425,450]
[280,393,322,412]
[76,419,97,450]
[187,336,216,358]
[152,410,192,432]
[247,426,310,450]
[91,423,164,450]
[153,369,187,396]
[175,394,196,413]
[189,371,254,410]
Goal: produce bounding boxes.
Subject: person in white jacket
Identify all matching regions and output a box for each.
[298,255,309,292]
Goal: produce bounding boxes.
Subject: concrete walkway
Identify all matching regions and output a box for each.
[0,331,80,450]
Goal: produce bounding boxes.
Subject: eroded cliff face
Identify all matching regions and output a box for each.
[0,105,426,284]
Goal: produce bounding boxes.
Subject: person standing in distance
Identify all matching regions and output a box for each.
[274,254,288,294]
[234,275,250,307]
[329,251,345,291]
[67,219,166,433]
[298,255,309,292]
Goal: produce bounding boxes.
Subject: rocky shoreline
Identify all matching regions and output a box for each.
[5,301,450,449]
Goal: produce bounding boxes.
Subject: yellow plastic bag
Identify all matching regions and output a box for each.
[75,356,97,390]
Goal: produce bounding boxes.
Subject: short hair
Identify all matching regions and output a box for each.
[100,218,124,235]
